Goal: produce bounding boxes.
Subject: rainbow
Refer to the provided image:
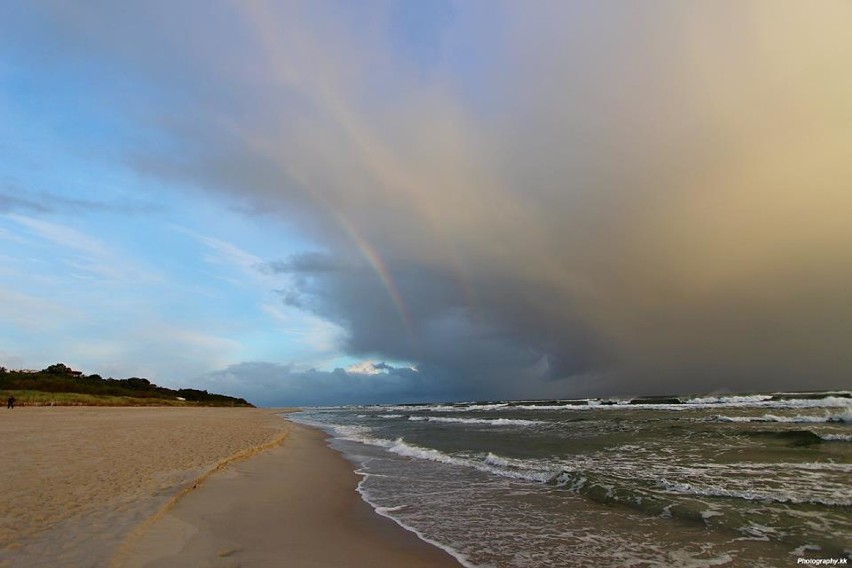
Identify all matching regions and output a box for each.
[239,2,476,339]
[331,212,416,339]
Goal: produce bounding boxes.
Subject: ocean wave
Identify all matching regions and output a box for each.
[469,397,852,413]
[383,438,466,465]
[330,429,467,465]
[407,416,543,426]
[549,458,852,510]
[339,431,555,483]
[621,396,852,411]
[745,430,825,447]
[720,461,852,473]
[379,403,510,413]
[329,423,375,440]
[544,468,721,528]
[447,403,511,412]
[483,452,512,467]
[684,394,774,405]
[507,405,577,411]
[766,396,852,409]
[336,392,852,414]
[820,433,852,442]
[658,479,852,507]
[712,410,852,423]
[382,441,553,482]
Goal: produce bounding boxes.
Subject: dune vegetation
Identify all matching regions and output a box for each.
[1,363,252,407]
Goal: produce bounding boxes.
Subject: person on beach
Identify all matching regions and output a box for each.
[7,395,15,409]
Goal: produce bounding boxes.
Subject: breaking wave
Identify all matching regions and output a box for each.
[407,416,543,426]
[658,479,852,507]
[711,410,852,423]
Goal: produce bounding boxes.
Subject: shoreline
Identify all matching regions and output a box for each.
[117,420,462,567]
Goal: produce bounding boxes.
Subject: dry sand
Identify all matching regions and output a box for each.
[1,407,461,568]
[0,407,288,568]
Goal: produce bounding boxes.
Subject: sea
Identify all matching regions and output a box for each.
[290,391,851,568]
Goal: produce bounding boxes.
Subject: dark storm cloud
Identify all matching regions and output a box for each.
[9,1,852,398]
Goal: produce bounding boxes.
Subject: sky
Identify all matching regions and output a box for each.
[1,1,850,406]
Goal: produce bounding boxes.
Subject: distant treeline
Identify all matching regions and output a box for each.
[0,363,252,407]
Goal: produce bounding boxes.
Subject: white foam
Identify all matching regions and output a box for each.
[711,410,852,423]
[820,433,852,442]
[484,452,511,467]
[326,393,852,415]
[375,505,408,513]
[380,402,510,413]
[739,522,779,541]
[354,479,479,568]
[658,479,852,507]
[462,394,852,413]
[444,403,510,412]
[386,440,554,482]
[710,415,756,422]
[685,394,773,405]
[830,409,852,422]
[510,404,588,411]
[791,544,823,556]
[730,461,852,473]
[407,416,543,426]
[385,438,467,465]
[338,431,556,484]
[770,397,851,409]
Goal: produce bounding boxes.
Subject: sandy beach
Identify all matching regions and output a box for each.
[0,407,288,567]
[0,407,460,568]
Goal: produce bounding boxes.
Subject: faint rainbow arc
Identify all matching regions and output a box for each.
[236,2,444,341]
[330,211,416,339]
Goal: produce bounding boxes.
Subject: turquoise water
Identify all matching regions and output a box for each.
[292,391,851,567]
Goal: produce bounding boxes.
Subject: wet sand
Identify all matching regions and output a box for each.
[117,422,462,567]
[0,407,461,568]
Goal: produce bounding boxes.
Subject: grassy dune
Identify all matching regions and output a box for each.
[1,364,253,407]
[6,390,212,407]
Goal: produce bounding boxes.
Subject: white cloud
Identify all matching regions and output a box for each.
[198,235,264,271]
[174,226,263,272]
[345,360,384,375]
[5,214,161,283]
[7,214,110,257]
[0,285,83,330]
